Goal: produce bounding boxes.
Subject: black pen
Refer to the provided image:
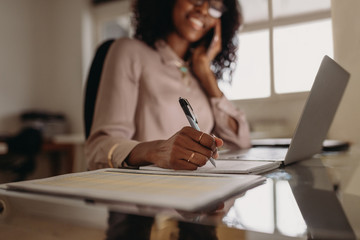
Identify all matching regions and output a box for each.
[179,97,216,167]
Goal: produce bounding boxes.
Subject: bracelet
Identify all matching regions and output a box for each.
[107,143,120,168]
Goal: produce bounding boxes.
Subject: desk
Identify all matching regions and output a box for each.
[0,134,84,181]
[0,145,359,239]
[41,134,85,175]
[42,141,75,175]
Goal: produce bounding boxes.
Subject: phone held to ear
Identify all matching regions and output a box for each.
[192,28,215,52]
[204,27,215,50]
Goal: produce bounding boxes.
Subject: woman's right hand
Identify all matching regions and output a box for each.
[126,127,223,170]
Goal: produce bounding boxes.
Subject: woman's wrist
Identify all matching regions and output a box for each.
[192,57,223,98]
[125,140,160,167]
[198,69,223,98]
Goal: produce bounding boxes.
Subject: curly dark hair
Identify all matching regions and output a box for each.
[131,0,243,83]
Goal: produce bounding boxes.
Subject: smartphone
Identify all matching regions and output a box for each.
[192,27,215,51]
[203,27,215,50]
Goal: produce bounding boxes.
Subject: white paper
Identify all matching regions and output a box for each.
[6,168,266,212]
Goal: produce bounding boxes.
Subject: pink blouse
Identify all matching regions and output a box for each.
[85,38,251,170]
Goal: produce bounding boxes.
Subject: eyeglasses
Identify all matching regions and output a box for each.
[188,0,227,18]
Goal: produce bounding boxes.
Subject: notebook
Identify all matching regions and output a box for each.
[218,55,350,167]
[141,159,281,175]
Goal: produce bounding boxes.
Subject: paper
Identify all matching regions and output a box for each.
[140,160,281,175]
[6,168,266,212]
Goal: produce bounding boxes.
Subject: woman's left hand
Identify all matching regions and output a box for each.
[206,19,222,61]
[192,20,222,67]
[191,20,223,98]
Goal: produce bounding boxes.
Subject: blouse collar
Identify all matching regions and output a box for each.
[155,39,186,68]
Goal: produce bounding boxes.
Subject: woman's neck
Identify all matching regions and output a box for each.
[165,33,190,60]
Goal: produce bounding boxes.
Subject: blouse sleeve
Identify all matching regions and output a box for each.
[210,96,252,149]
[85,39,142,170]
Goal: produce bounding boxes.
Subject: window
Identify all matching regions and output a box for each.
[92,0,132,46]
[100,15,131,42]
[220,0,333,100]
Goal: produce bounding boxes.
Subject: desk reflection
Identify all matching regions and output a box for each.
[106,212,217,240]
[103,158,356,240]
[223,160,356,239]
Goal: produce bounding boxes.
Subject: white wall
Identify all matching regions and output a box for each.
[0,0,90,135]
[0,0,39,133]
[329,0,360,144]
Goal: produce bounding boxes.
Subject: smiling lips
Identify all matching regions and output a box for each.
[189,17,204,30]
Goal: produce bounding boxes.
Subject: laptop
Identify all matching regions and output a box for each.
[219,55,350,167]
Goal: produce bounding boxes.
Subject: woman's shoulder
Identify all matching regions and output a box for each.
[112,37,152,54]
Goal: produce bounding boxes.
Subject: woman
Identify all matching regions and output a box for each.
[86,0,251,170]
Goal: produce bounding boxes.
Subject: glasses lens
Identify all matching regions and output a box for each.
[188,0,226,18]
[209,0,226,18]
[208,8,222,18]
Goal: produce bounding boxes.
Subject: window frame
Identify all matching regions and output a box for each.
[234,0,332,102]
[230,0,333,138]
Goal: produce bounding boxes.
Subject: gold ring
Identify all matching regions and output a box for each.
[198,132,204,143]
[187,152,195,163]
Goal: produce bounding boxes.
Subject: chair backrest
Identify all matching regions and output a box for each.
[84,39,115,139]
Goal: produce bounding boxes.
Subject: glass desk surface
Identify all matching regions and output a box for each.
[1,145,359,240]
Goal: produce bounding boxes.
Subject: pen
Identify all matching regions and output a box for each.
[179,97,216,167]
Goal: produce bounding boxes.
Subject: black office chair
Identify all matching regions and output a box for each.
[0,127,43,182]
[84,39,115,139]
